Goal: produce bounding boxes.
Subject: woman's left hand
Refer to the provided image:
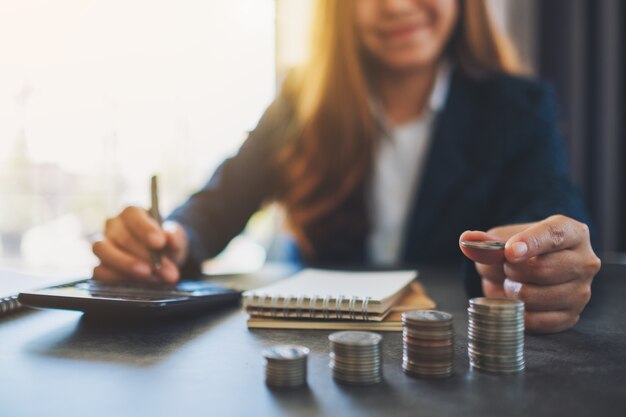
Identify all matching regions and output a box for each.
[460,215,602,333]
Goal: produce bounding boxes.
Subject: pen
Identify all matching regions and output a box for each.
[149,175,163,269]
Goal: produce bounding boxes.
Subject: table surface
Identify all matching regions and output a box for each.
[1,264,625,417]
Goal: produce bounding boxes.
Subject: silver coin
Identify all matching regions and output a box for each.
[402,365,454,378]
[332,367,383,376]
[403,354,454,362]
[470,363,525,374]
[403,366,455,375]
[330,350,382,360]
[470,357,525,370]
[403,342,455,352]
[403,336,455,348]
[330,356,382,365]
[467,324,524,336]
[469,297,524,312]
[470,357,525,367]
[262,345,310,361]
[330,341,382,349]
[331,369,382,378]
[404,347,454,356]
[265,366,307,375]
[468,312,524,323]
[333,376,382,385]
[403,361,455,369]
[332,368,383,378]
[403,354,454,365]
[469,321,525,330]
[265,372,306,381]
[330,360,382,370]
[468,342,524,354]
[469,352,523,362]
[403,328,455,339]
[330,343,382,351]
[460,240,506,251]
[403,322,454,330]
[403,361,455,370]
[468,334,523,344]
[403,310,453,323]
[468,305,525,317]
[468,324,525,336]
[329,331,382,346]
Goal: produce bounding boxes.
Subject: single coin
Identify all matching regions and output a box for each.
[329,331,382,346]
[329,348,382,356]
[403,336,455,348]
[403,310,453,323]
[470,362,525,374]
[469,297,524,314]
[330,354,382,365]
[332,375,382,385]
[460,240,506,251]
[262,345,310,361]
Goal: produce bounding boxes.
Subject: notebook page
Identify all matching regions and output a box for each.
[243,269,417,303]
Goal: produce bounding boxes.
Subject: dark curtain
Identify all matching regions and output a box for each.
[537,0,624,254]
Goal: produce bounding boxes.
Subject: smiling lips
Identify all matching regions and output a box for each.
[378,20,432,42]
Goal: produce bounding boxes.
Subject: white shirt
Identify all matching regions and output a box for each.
[367,64,452,265]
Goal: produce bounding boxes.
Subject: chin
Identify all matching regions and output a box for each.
[380,52,441,73]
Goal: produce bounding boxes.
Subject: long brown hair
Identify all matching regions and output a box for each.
[277,0,523,258]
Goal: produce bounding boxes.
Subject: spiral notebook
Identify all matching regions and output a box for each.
[246,280,435,331]
[242,269,435,329]
[0,270,78,317]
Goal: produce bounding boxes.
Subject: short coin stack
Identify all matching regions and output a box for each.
[329,331,383,385]
[467,297,525,374]
[402,310,455,378]
[262,345,310,387]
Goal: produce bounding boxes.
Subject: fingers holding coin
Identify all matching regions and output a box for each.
[459,216,601,333]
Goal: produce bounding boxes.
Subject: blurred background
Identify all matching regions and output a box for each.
[0,0,623,275]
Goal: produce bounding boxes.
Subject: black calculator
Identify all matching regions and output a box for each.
[18,279,241,317]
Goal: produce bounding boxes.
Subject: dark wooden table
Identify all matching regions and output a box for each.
[1,264,625,417]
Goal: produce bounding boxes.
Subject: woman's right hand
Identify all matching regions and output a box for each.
[92,206,188,284]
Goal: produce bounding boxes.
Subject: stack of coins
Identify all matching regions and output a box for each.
[262,345,310,387]
[467,297,525,374]
[402,310,455,378]
[329,331,383,385]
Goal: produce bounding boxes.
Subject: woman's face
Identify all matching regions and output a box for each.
[355,0,459,72]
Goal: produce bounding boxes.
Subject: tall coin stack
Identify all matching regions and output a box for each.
[467,297,525,374]
[263,345,310,388]
[329,331,383,385]
[402,310,455,378]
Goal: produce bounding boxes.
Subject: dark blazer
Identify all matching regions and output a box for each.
[168,69,589,296]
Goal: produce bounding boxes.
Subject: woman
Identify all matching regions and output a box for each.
[92,0,600,333]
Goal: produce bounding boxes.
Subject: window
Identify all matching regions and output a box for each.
[0,0,276,272]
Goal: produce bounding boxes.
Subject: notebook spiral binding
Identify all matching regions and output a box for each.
[295,295,305,319]
[245,294,374,321]
[0,295,23,316]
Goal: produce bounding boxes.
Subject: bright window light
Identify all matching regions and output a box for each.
[0,0,276,271]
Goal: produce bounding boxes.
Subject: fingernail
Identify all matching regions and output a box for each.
[504,279,522,298]
[133,263,151,276]
[162,266,179,283]
[511,242,528,258]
